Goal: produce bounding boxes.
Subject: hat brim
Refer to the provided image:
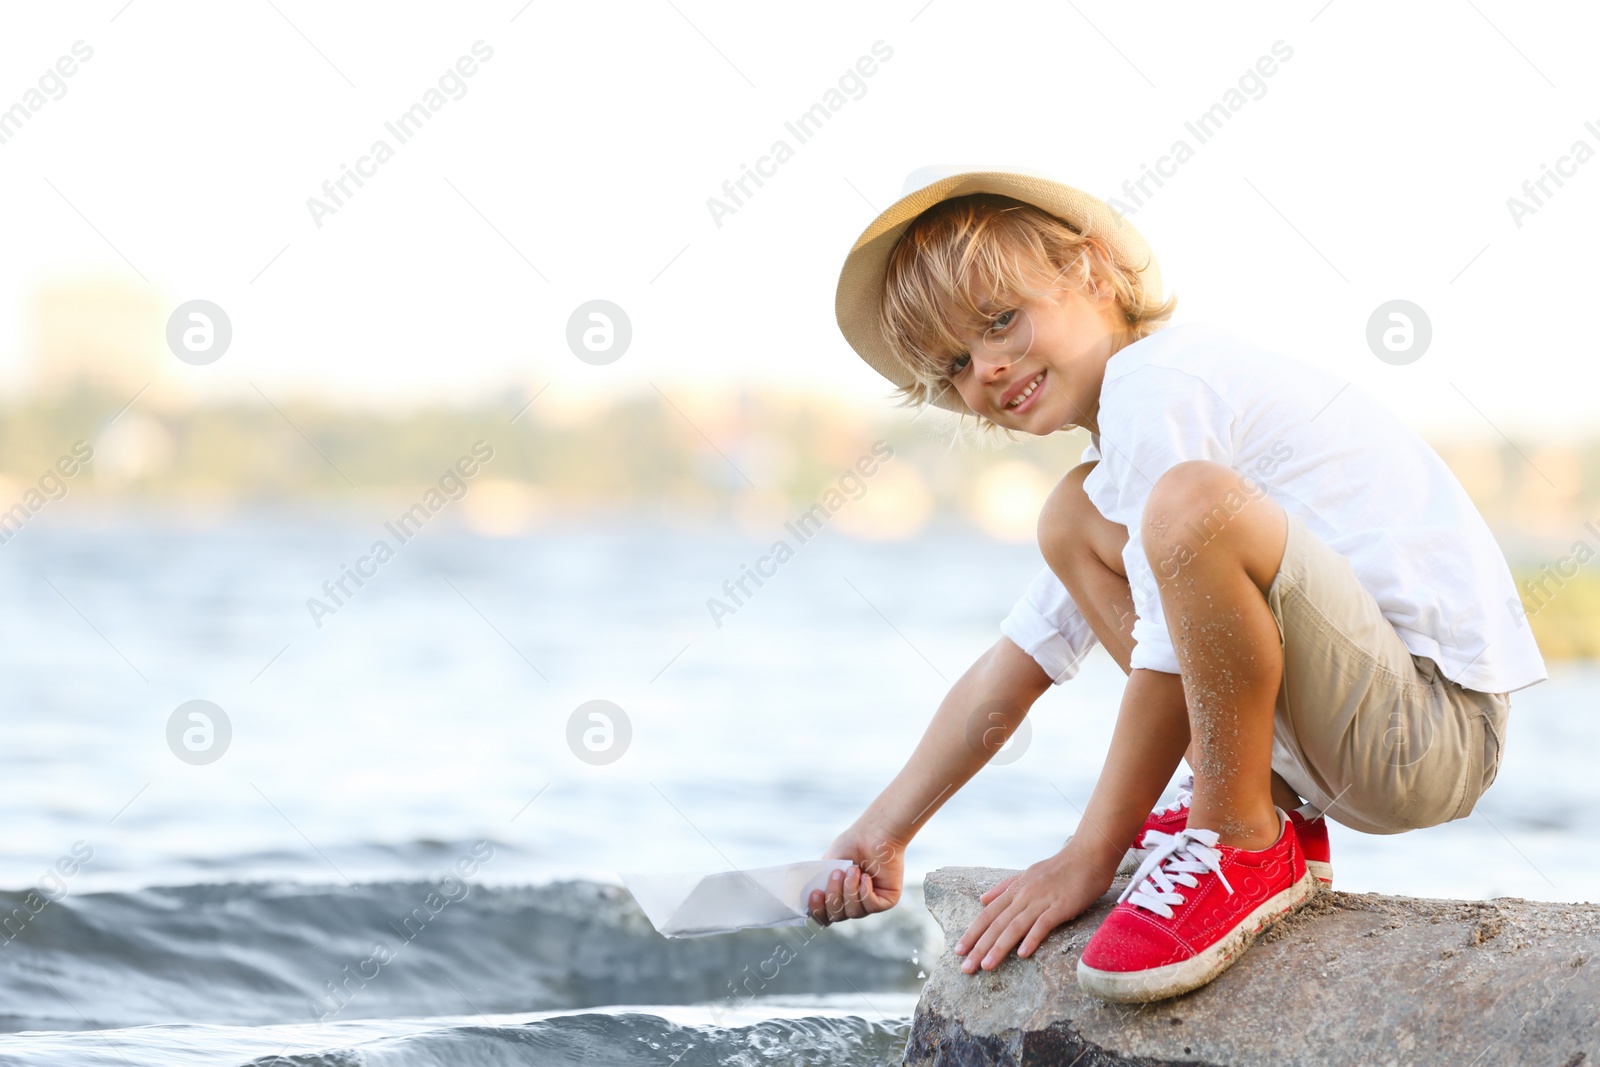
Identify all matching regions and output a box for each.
[834,170,1161,416]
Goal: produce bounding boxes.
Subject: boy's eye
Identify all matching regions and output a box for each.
[978,310,1017,348]
[945,352,971,378]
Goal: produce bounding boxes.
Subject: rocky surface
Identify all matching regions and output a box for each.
[904,865,1599,1067]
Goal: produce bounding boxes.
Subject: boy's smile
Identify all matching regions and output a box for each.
[948,278,1134,435]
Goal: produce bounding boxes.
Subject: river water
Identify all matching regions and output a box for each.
[1,510,1592,1064]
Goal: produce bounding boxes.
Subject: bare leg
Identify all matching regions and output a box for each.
[1270,773,1304,813]
[1140,460,1291,850]
[1038,463,1142,670]
[1041,463,1304,813]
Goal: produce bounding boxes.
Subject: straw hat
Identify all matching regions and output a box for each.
[833,164,1163,415]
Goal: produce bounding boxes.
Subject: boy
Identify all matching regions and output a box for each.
[807,164,1547,1002]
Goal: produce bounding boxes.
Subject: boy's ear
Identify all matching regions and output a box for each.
[1085,269,1121,308]
[1078,237,1119,304]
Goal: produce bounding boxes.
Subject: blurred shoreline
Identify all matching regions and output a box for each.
[4,385,1598,659]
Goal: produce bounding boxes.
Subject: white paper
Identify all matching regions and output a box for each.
[619,858,857,938]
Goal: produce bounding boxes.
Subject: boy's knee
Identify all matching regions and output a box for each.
[1141,460,1282,546]
[1037,462,1100,567]
[1142,460,1239,536]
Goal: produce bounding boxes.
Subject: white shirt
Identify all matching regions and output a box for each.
[1000,322,1547,697]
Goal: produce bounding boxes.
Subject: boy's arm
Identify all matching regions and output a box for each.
[952,666,1189,972]
[808,636,1052,926]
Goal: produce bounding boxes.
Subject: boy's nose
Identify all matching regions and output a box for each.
[972,352,1018,389]
[969,349,1008,376]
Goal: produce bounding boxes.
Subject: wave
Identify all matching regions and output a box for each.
[0,1002,918,1067]
[0,875,935,1034]
[259,1011,911,1067]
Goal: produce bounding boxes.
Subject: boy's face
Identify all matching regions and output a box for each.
[945,275,1130,435]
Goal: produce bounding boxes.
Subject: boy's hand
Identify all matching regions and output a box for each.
[952,842,1116,973]
[808,823,906,927]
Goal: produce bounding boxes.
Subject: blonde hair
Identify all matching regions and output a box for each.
[877,193,1177,427]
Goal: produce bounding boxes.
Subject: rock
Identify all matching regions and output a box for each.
[904,865,1600,1067]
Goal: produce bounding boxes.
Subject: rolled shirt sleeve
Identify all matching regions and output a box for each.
[1081,364,1239,677]
[999,565,1101,683]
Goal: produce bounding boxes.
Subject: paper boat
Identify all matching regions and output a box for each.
[619,858,857,938]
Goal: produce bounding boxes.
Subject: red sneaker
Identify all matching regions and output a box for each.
[1288,809,1333,888]
[1117,780,1336,889]
[1077,808,1316,1003]
[1116,774,1194,874]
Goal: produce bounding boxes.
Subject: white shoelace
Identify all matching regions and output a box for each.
[1155,773,1195,816]
[1118,827,1234,920]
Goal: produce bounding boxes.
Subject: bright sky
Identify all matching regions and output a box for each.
[1,1,1596,442]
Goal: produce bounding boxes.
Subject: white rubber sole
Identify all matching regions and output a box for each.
[1077,868,1317,1004]
[1307,859,1334,887]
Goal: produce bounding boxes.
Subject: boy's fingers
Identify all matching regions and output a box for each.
[1018,911,1059,957]
[858,871,891,911]
[967,904,1019,971]
[824,876,846,922]
[955,910,995,960]
[999,912,1039,963]
[960,888,1017,956]
[859,872,881,912]
[988,895,1049,967]
[980,874,1018,904]
[814,866,864,925]
[863,873,895,913]
[982,910,1037,969]
[971,914,1009,968]
[809,889,829,925]
[841,865,865,919]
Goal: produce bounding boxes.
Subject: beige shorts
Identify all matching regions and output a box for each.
[1265,511,1510,835]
